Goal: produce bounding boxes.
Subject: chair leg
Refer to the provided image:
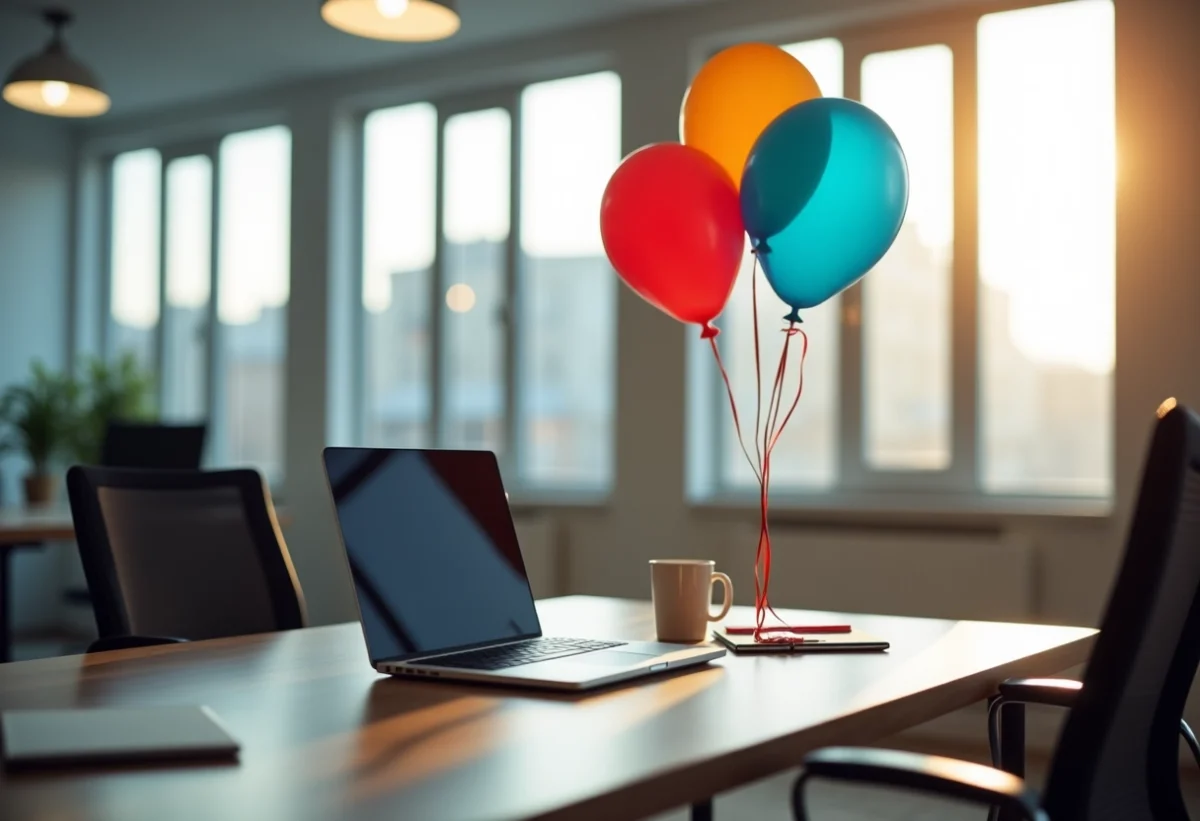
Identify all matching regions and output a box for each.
[1181,719,1200,770]
[987,695,1003,767]
[691,798,714,821]
[792,773,810,821]
[997,701,1026,821]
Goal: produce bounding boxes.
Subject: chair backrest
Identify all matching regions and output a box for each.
[101,423,207,469]
[66,466,306,642]
[1044,402,1200,821]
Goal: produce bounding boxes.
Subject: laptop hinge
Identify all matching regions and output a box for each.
[387,636,538,666]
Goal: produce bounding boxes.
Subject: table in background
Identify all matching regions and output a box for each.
[0,507,75,663]
[0,595,1095,820]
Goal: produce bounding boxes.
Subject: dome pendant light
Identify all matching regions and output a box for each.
[3,8,110,118]
[321,0,460,42]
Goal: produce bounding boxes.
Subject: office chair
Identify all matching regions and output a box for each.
[101,422,207,469]
[794,401,1200,821]
[61,423,210,612]
[66,466,306,653]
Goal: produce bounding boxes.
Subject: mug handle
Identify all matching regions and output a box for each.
[707,572,733,622]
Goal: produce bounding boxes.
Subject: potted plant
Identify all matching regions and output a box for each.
[72,353,155,464]
[0,362,80,506]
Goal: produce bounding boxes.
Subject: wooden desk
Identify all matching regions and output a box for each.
[0,508,75,663]
[0,596,1095,821]
[0,506,75,544]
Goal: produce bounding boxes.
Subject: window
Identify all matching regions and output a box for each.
[108,148,161,372]
[861,45,954,471]
[162,155,212,422]
[519,72,620,487]
[692,1,1115,506]
[442,108,510,453]
[362,103,436,447]
[978,0,1114,496]
[103,126,292,479]
[358,72,620,493]
[216,126,292,477]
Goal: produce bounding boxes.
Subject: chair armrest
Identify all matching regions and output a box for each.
[793,748,1047,821]
[87,635,189,653]
[997,678,1082,707]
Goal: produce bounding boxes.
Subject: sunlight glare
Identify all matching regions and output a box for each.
[520,72,620,258]
[363,103,437,314]
[979,0,1115,374]
[443,108,510,246]
[110,149,162,330]
[165,156,212,309]
[217,126,292,325]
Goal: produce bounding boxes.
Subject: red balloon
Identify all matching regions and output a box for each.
[600,143,744,337]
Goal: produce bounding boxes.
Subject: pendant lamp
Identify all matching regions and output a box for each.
[321,0,460,42]
[3,9,110,118]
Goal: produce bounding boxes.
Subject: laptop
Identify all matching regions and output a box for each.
[322,448,725,691]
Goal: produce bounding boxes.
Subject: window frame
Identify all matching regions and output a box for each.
[691,0,1115,516]
[102,138,221,414]
[350,74,620,501]
[98,125,291,477]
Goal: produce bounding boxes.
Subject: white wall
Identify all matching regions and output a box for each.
[0,105,73,630]
[69,0,1200,675]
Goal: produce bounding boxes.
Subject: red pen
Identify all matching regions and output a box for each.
[724,624,852,635]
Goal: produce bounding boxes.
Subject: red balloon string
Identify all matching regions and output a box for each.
[708,335,761,484]
[708,251,810,644]
[753,323,808,642]
[751,261,764,474]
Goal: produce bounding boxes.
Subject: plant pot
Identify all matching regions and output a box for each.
[23,473,57,507]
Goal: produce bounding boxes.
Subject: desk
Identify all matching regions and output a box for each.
[0,595,1095,821]
[0,508,75,663]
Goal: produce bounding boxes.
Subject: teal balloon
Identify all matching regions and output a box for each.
[741,98,909,321]
[740,102,833,240]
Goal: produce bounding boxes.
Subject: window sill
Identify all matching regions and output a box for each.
[690,489,1113,528]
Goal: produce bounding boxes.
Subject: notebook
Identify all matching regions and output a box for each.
[713,627,889,654]
[1,706,239,769]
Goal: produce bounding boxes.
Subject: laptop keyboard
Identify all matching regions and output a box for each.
[420,637,626,670]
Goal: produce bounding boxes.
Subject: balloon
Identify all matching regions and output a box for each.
[739,100,833,240]
[743,98,909,320]
[680,43,821,190]
[600,143,744,337]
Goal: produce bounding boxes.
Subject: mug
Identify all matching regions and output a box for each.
[649,559,733,643]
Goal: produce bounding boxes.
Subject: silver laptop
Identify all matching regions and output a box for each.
[322,448,724,691]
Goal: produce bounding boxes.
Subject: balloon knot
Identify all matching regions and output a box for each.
[754,238,772,255]
[700,322,720,340]
[783,308,803,324]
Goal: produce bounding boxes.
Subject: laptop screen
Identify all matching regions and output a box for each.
[323,448,542,663]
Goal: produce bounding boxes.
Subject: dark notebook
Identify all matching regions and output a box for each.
[713,627,889,654]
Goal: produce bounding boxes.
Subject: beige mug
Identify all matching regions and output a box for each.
[649,559,733,643]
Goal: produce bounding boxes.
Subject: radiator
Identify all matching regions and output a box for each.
[726,525,1035,622]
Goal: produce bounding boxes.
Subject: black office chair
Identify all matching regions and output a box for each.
[66,466,306,653]
[62,423,209,611]
[793,401,1200,821]
[101,422,207,469]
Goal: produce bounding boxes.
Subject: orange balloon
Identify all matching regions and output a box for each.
[680,43,822,189]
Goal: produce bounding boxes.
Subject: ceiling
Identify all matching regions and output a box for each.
[0,0,721,116]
